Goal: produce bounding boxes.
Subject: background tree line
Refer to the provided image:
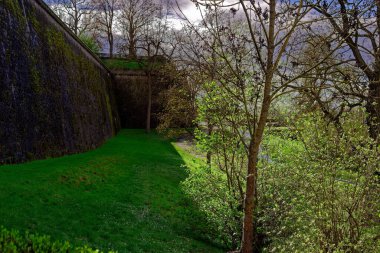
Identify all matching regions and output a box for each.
[50,0,174,59]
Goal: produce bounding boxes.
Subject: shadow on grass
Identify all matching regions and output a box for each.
[0,129,225,252]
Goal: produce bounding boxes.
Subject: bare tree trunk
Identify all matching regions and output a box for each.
[206,121,212,165]
[241,74,273,252]
[241,1,276,252]
[109,33,114,58]
[146,72,152,133]
[241,142,258,253]
[367,76,380,140]
[241,82,273,253]
[370,0,380,141]
[129,41,136,59]
[74,20,79,35]
[206,151,212,165]
[128,22,136,59]
[74,7,79,35]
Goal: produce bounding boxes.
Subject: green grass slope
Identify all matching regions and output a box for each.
[0,130,223,253]
[102,59,144,70]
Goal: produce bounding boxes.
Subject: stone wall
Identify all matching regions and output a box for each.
[0,0,120,164]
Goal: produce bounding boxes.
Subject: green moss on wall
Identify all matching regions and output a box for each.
[28,10,42,34]
[0,0,120,164]
[4,0,25,25]
[46,28,73,62]
[30,62,42,93]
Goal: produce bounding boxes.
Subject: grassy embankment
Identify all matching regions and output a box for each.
[102,59,144,70]
[102,58,163,71]
[0,130,224,253]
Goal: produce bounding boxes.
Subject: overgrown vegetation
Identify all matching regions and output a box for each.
[177,110,380,252]
[258,112,379,252]
[155,1,380,251]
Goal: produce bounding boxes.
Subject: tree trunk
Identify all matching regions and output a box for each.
[241,81,273,253]
[109,33,114,58]
[367,76,380,141]
[206,121,213,165]
[241,141,259,253]
[74,8,79,36]
[129,41,136,59]
[206,151,212,165]
[128,22,136,59]
[146,72,152,133]
[240,0,276,252]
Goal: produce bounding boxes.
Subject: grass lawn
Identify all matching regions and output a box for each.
[102,59,145,70]
[0,130,224,252]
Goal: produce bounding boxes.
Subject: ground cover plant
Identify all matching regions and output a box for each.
[0,130,224,253]
[0,226,113,253]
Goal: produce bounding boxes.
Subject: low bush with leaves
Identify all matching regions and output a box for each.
[0,227,115,253]
[182,109,379,252]
[180,81,251,250]
[181,161,243,248]
[258,112,380,252]
[78,34,100,55]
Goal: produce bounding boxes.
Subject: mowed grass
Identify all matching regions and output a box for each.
[102,59,144,70]
[0,130,223,252]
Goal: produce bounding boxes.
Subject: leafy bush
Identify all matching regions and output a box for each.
[157,86,197,138]
[180,79,379,252]
[180,81,249,249]
[258,113,380,252]
[181,162,243,248]
[79,34,100,55]
[0,227,115,253]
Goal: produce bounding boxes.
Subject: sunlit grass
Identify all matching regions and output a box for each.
[0,130,223,252]
[102,59,145,70]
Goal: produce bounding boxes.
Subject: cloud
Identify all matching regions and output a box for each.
[171,0,193,8]
[171,0,241,24]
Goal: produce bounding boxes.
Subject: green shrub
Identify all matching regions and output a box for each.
[0,227,116,253]
[78,34,100,55]
[179,90,380,252]
[181,162,243,248]
[258,113,380,252]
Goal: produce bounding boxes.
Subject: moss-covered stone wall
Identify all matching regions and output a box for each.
[0,0,120,164]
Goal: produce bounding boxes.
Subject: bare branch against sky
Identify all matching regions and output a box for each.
[44,0,199,22]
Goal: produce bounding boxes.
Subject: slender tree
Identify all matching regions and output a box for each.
[181,1,335,251]
[139,0,172,133]
[118,0,157,59]
[54,0,95,35]
[93,0,120,57]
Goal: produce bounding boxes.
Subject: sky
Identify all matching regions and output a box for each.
[42,0,252,30]
[170,0,209,28]
[43,0,196,15]
[169,0,240,28]
[43,0,204,28]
